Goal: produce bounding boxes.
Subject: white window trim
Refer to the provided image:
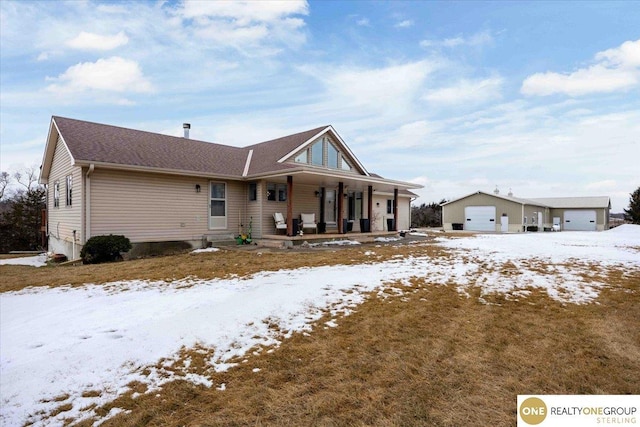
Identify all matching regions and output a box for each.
[209,181,227,229]
[65,175,73,206]
[53,180,60,208]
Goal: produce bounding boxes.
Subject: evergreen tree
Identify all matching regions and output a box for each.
[623,186,640,224]
[411,199,446,228]
[0,187,46,252]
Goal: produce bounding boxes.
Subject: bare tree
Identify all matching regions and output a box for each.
[13,166,39,192]
[0,171,10,200]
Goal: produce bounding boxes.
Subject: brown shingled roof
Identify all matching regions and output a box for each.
[53,116,249,177]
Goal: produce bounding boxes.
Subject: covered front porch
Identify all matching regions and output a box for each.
[253,170,418,238]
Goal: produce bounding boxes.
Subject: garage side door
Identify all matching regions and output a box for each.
[464,206,496,231]
[564,210,596,231]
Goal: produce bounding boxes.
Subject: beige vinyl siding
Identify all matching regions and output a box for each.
[260,181,320,235]
[90,169,243,243]
[47,136,83,243]
[368,194,410,231]
[245,181,263,238]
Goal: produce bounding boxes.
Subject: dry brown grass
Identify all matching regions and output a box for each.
[74,279,639,427]
[0,241,446,293]
[4,238,639,426]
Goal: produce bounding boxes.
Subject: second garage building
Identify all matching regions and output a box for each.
[442,190,610,232]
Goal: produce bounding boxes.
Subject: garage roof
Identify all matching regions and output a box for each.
[442,191,610,209]
[528,196,611,209]
[441,190,548,207]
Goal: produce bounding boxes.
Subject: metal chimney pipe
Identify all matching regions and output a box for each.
[183,123,191,139]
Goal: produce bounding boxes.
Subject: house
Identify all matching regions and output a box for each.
[39,116,422,258]
[441,190,610,232]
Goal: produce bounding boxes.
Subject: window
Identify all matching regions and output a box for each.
[387,199,392,214]
[298,136,354,171]
[267,183,276,201]
[294,150,308,163]
[65,175,73,206]
[209,182,226,229]
[327,143,338,168]
[53,181,60,208]
[267,183,287,202]
[248,183,257,201]
[277,184,287,202]
[341,155,352,171]
[311,140,323,165]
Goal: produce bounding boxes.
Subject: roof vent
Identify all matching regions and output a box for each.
[508,188,513,197]
[183,123,191,139]
[494,185,499,195]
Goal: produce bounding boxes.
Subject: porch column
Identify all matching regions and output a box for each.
[393,188,398,231]
[337,182,344,233]
[367,185,373,223]
[286,175,294,236]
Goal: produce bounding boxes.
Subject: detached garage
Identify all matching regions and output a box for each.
[442,191,610,232]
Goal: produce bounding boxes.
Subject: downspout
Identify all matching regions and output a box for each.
[85,164,95,245]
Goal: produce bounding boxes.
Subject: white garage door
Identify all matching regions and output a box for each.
[564,210,597,231]
[465,206,496,231]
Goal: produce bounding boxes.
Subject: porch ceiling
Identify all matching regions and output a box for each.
[258,170,421,194]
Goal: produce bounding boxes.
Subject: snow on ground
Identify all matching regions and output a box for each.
[1,226,639,426]
[191,247,220,254]
[307,239,361,247]
[0,253,47,267]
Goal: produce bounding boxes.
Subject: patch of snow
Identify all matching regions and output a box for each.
[374,236,401,242]
[325,320,338,328]
[308,239,361,247]
[191,247,220,254]
[1,226,638,426]
[216,383,226,391]
[0,253,47,267]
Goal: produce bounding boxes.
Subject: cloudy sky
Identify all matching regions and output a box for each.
[1,1,638,211]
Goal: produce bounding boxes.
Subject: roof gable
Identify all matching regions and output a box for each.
[266,125,370,176]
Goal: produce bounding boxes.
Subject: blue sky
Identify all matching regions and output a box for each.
[1,0,638,211]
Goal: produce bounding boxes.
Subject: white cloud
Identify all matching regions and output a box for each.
[179,0,308,24]
[46,57,153,94]
[67,31,129,50]
[424,77,503,105]
[521,39,640,97]
[420,30,494,49]
[596,39,640,68]
[176,0,308,54]
[395,19,414,28]
[299,60,441,120]
[356,17,370,27]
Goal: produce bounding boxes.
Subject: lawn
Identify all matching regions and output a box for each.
[1,227,639,426]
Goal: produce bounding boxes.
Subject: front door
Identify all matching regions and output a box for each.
[324,189,336,225]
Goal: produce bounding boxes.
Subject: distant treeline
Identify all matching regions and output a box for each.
[411,200,447,228]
